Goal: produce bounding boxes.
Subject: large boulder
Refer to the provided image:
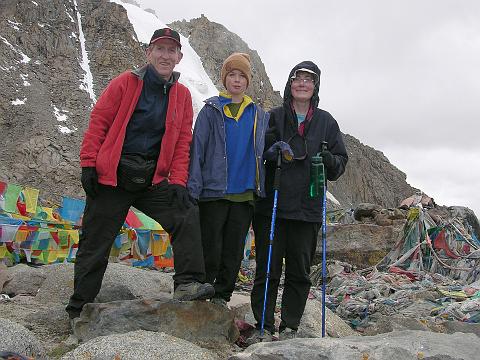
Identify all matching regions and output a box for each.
[73,298,239,348]
[1,263,48,296]
[364,313,480,338]
[298,298,357,338]
[0,317,47,359]
[316,223,404,268]
[35,262,173,304]
[61,330,219,360]
[0,295,71,353]
[229,330,480,360]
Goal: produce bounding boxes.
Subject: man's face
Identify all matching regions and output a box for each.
[146,39,182,80]
[225,69,248,97]
[290,71,315,102]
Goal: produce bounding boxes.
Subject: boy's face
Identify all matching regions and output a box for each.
[225,69,248,97]
[146,39,182,80]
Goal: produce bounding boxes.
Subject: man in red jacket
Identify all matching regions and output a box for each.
[66,28,214,321]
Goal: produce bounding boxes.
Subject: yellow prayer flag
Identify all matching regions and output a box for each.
[151,238,161,256]
[43,207,56,222]
[66,230,79,244]
[14,230,29,242]
[24,187,39,213]
[48,250,58,263]
[0,245,7,257]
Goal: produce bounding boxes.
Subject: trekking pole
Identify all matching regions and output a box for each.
[260,151,282,338]
[320,141,328,338]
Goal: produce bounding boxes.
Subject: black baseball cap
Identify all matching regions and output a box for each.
[149,28,181,48]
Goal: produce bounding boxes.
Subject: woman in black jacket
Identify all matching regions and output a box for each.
[248,61,348,343]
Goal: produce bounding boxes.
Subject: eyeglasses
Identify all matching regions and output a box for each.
[290,77,315,86]
[286,133,308,160]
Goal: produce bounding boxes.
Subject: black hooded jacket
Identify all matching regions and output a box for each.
[255,61,348,222]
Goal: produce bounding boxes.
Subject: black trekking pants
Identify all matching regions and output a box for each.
[251,213,319,333]
[199,200,253,302]
[66,181,205,319]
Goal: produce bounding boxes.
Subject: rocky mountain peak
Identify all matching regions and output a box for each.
[169,15,283,110]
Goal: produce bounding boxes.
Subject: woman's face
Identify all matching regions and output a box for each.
[290,71,315,102]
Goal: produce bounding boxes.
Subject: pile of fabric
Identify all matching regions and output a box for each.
[378,207,480,282]
[0,181,174,268]
[311,204,480,330]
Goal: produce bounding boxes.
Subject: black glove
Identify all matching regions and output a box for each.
[320,150,336,170]
[264,141,294,161]
[169,184,195,210]
[81,167,98,198]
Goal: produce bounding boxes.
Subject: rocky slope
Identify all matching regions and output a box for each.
[1,0,421,210]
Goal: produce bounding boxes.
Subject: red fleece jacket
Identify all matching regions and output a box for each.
[80,67,193,187]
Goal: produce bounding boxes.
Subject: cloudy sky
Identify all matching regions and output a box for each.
[140,0,480,216]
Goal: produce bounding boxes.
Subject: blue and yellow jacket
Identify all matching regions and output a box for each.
[187,94,269,200]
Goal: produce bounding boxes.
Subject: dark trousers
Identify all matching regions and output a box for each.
[66,181,205,318]
[251,213,319,333]
[199,200,253,302]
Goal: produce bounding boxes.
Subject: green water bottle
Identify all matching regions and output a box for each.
[309,152,325,198]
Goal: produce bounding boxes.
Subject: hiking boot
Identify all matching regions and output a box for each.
[210,297,228,308]
[173,282,215,301]
[245,329,273,346]
[279,327,297,340]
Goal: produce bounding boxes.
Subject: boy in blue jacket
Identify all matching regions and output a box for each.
[188,53,269,307]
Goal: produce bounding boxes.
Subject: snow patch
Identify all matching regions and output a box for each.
[52,104,76,134]
[73,0,96,103]
[11,98,27,105]
[58,125,75,134]
[0,36,31,64]
[38,23,45,28]
[8,20,21,31]
[31,1,38,5]
[65,4,75,23]
[52,105,69,122]
[326,191,341,205]
[0,65,15,72]
[20,74,31,86]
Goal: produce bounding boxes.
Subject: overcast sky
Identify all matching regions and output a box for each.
[140,0,480,217]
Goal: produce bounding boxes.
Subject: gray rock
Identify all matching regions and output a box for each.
[0,317,47,359]
[2,263,47,296]
[354,203,383,221]
[0,264,11,291]
[362,314,435,336]
[316,223,403,268]
[229,330,480,360]
[35,262,173,305]
[73,298,239,347]
[61,330,219,360]
[0,295,71,353]
[298,299,357,338]
[442,320,480,337]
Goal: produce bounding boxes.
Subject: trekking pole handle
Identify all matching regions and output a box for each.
[321,141,328,153]
[273,151,282,190]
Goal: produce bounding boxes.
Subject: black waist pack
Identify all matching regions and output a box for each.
[117,154,156,192]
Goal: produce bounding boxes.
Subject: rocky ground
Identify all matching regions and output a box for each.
[1,260,479,360]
